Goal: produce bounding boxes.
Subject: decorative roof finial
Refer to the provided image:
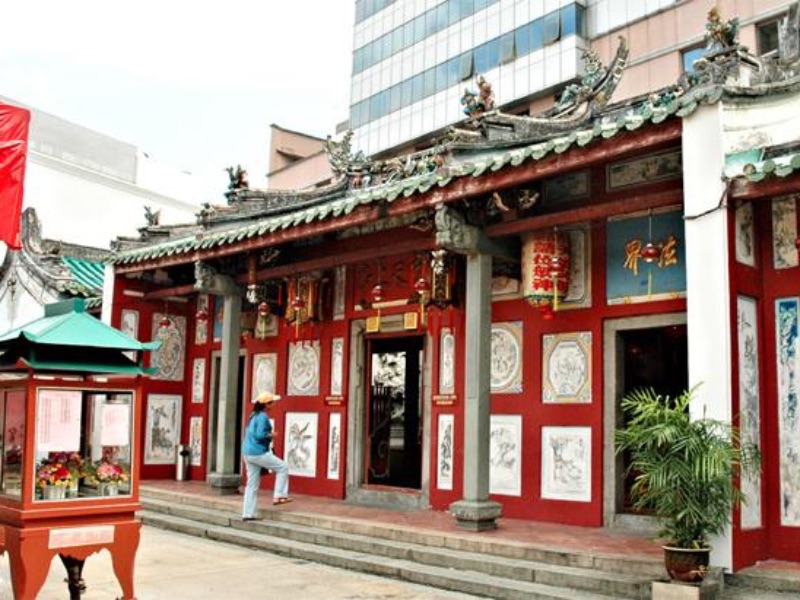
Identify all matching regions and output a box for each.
[705,6,740,52]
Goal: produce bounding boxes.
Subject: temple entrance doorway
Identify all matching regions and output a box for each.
[365,335,423,490]
[603,313,687,527]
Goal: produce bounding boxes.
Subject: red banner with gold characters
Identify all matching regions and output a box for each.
[0,102,31,250]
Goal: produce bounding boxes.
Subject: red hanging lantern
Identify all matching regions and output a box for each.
[522,231,570,314]
[370,283,384,304]
[641,242,661,264]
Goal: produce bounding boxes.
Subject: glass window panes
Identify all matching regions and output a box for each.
[530,19,544,51]
[423,68,437,97]
[757,19,780,55]
[475,38,499,73]
[390,84,403,113]
[351,2,587,129]
[681,46,705,72]
[33,389,134,502]
[544,11,561,45]
[1,390,25,499]
[561,5,577,38]
[500,32,516,63]
[460,52,474,80]
[516,24,530,57]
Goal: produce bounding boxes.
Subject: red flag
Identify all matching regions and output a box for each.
[0,102,31,250]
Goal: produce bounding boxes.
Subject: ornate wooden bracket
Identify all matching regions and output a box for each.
[434,204,515,259]
[194,261,241,296]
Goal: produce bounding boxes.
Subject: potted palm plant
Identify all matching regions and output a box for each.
[615,387,760,583]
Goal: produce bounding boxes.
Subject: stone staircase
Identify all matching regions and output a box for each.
[139,487,663,599]
[725,564,800,598]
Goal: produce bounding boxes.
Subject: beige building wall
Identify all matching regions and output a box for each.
[267,124,334,190]
[589,0,793,104]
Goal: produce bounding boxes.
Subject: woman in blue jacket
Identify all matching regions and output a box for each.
[241,391,291,521]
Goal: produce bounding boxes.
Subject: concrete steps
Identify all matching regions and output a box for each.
[140,490,658,599]
[142,511,630,600]
[726,565,800,596]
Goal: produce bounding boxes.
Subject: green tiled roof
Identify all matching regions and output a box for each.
[0,299,158,375]
[0,299,158,351]
[110,85,719,267]
[741,153,800,182]
[62,257,104,292]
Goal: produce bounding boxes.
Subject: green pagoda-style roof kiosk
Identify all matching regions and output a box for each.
[0,298,160,600]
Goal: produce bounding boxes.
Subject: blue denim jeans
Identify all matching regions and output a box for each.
[241,451,289,518]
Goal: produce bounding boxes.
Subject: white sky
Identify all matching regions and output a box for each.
[0,1,355,189]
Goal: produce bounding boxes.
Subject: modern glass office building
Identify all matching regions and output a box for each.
[349,0,792,157]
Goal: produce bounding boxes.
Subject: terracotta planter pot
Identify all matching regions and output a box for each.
[662,545,711,583]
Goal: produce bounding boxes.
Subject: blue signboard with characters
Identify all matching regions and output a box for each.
[606,210,686,303]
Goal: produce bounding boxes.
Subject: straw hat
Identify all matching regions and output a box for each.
[254,390,281,405]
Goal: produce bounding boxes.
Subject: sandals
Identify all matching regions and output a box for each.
[273,497,293,505]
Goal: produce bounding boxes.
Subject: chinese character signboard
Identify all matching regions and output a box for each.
[606,210,686,304]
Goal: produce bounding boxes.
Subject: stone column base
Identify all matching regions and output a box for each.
[449,499,502,531]
[207,473,241,495]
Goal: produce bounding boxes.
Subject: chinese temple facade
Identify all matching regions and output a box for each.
[106,8,800,572]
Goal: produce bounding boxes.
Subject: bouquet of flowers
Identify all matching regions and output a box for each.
[37,462,72,488]
[95,461,129,484]
[48,452,85,480]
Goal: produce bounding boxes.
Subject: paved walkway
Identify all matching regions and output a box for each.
[10,526,480,600]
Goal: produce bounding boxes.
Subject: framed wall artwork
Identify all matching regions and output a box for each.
[563,225,591,308]
[287,341,321,396]
[189,416,203,467]
[213,299,224,341]
[543,169,590,204]
[437,413,454,491]
[329,338,345,398]
[489,414,522,496]
[326,413,341,480]
[775,297,800,526]
[333,265,346,321]
[490,322,523,394]
[251,353,278,402]
[144,394,182,465]
[541,426,591,502]
[491,275,521,300]
[195,294,209,345]
[120,309,139,361]
[191,358,206,403]
[737,296,762,529]
[254,313,279,340]
[120,309,139,340]
[735,202,756,267]
[607,149,682,190]
[150,314,187,381]
[542,331,592,404]
[772,196,798,269]
[438,328,456,396]
[285,412,319,478]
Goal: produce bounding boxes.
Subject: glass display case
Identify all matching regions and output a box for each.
[0,389,25,499]
[32,389,133,502]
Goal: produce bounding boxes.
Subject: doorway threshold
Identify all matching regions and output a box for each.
[347,485,428,510]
